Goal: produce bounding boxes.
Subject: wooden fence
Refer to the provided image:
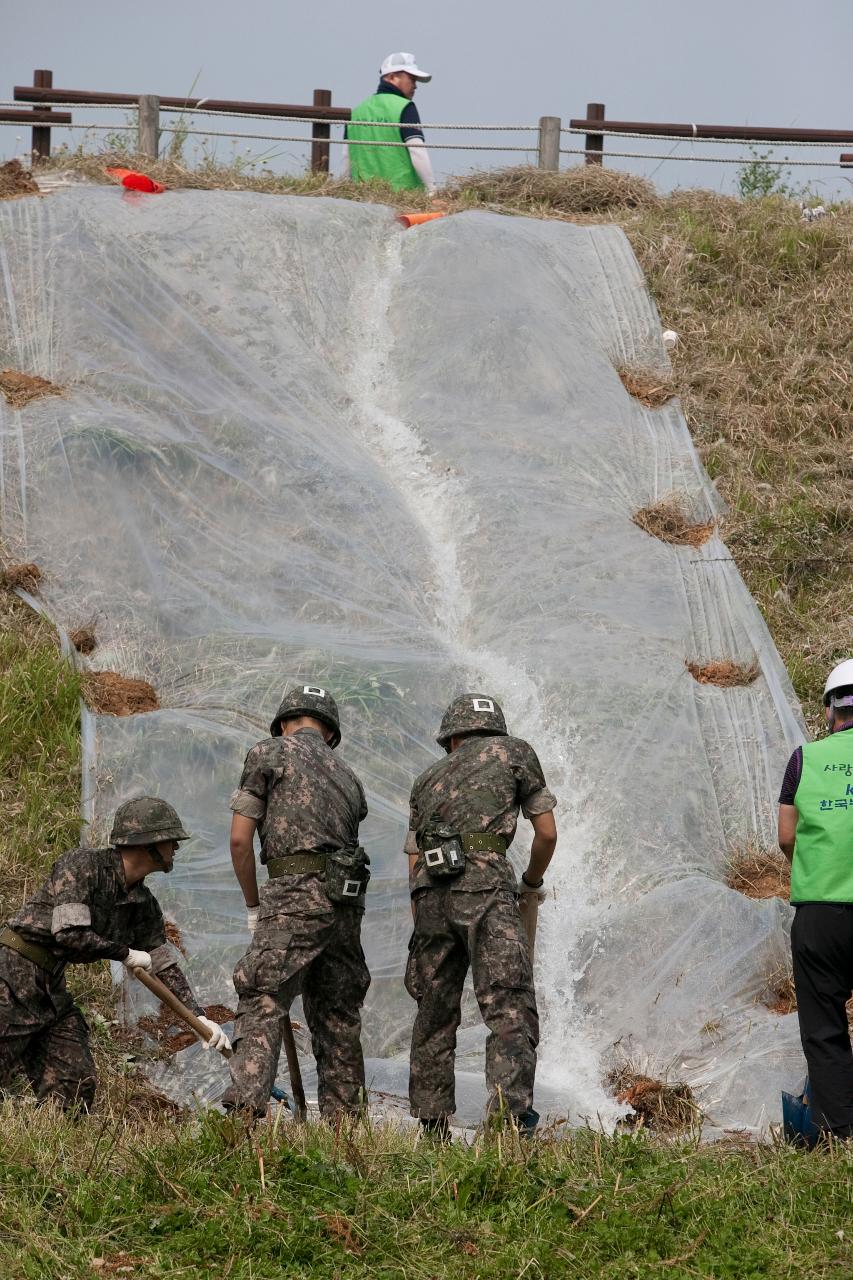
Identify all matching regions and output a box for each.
[6,70,853,174]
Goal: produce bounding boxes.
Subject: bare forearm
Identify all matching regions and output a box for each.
[526,835,556,883]
[231,840,259,907]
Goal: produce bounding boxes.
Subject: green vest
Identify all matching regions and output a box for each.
[791,731,853,902]
[348,93,423,191]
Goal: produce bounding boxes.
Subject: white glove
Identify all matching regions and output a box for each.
[247,906,259,935]
[197,1016,231,1054]
[123,948,152,972]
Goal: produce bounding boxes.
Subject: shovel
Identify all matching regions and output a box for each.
[130,967,307,1119]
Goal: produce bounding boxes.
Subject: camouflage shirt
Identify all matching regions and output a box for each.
[405,735,556,892]
[229,727,368,863]
[6,845,201,1010]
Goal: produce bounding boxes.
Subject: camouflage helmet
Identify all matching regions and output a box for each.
[436,694,508,751]
[270,684,341,748]
[110,797,191,846]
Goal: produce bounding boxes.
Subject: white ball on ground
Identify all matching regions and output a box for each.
[662,329,679,351]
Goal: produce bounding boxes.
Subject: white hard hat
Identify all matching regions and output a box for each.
[823,659,853,705]
[381,52,432,82]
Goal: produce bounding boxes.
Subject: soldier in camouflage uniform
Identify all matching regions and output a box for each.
[405,695,558,1136]
[222,685,371,1119]
[0,797,230,1112]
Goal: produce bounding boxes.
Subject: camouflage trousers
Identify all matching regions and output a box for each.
[0,947,96,1111]
[224,880,370,1117]
[405,885,538,1121]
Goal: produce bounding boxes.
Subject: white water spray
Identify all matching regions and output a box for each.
[346,229,620,1124]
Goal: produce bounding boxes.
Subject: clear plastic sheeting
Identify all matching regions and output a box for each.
[0,189,806,1128]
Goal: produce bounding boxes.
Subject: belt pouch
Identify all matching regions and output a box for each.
[325,846,371,903]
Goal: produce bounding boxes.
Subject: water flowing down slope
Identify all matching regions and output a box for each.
[0,189,805,1126]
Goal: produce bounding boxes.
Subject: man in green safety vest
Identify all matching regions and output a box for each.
[780,659,853,1138]
[343,52,436,194]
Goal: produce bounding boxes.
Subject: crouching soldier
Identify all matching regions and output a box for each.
[0,797,230,1112]
[223,685,371,1119]
[405,695,558,1137]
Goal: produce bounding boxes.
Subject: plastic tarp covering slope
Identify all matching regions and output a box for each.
[0,189,807,1127]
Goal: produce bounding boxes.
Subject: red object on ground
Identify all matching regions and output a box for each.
[397,211,446,228]
[105,166,166,194]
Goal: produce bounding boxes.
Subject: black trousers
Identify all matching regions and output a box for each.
[791,903,853,1136]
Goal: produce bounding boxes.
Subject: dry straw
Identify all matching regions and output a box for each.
[606,1063,700,1133]
[82,671,159,716]
[726,842,790,899]
[633,494,716,547]
[0,370,64,409]
[686,659,760,687]
[617,363,676,409]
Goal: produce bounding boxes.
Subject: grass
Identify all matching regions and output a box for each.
[4,1109,853,1278]
[0,589,83,918]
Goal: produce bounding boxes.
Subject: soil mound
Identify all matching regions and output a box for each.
[1,561,42,594]
[633,495,715,547]
[0,369,64,408]
[83,671,159,715]
[727,846,790,899]
[617,363,676,408]
[686,659,759,687]
[606,1065,699,1131]
[0,159,39,201]
[69,625,97,654]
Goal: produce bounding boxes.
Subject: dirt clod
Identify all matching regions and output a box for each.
[0,159,39,201]
[0,369,64,409]
[606,1065,699,1132]
[137,1003,236,1054]
[82,671,159,716]
[686,659,759,687]
[727,845,790,899]
[617,363,676,409]
[1,562,42,594]
[633,495,716,547]
[69,625,97,654]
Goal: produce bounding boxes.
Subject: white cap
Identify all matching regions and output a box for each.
[380,52,432,82]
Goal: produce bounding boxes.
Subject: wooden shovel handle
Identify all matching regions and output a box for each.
[131,966,233,1058]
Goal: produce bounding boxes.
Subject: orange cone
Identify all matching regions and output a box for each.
[397,211,446,228]
[105,167,166,194]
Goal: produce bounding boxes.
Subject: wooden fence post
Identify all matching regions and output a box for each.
[311,89,332,174]
[138,95,160,159]
[538,116,561,171]
[31,69,53,162]
[585,102,605,165]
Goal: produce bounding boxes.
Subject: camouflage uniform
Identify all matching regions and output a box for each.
[405,705,556,1123]
[224,725,370,1117]
[0,844,202,1110]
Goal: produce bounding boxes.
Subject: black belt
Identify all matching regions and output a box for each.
[267,853,327,878]
[0,927,66,979]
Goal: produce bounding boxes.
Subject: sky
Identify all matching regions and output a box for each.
[2,0,853,196]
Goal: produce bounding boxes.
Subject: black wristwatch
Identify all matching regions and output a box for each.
[521,872,544,890]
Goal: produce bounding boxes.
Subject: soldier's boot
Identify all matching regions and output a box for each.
[420,1115,452,1144]
[514,1106,540,1139]
[219,1087,267,1124]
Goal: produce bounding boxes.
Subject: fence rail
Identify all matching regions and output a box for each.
[5,72,853,179]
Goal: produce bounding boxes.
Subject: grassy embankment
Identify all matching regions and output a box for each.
[1,157,851,1275]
